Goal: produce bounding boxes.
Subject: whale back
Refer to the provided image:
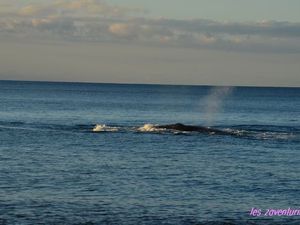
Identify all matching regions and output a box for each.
[156,123,228,134]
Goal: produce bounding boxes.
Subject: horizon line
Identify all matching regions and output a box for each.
[0,79,299,89]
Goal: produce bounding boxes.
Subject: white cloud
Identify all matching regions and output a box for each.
[0,1,300,53]
[17,0,144,18]
[19,4,43,16]
[108,23,132,37]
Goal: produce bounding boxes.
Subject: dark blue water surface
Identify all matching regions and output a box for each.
[0,80,299,225]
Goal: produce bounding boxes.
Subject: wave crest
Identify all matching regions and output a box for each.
[92,124,119,132]
[137,124,165,132]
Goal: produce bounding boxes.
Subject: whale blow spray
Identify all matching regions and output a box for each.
[202,86,233,126]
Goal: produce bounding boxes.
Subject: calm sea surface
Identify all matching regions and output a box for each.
[0,80,299,225]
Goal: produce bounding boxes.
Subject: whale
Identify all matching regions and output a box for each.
[156,123,229,134]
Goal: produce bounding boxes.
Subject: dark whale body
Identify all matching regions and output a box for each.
[156,123,228,134]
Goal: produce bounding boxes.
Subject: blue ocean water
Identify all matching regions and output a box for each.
[0,80,299,225]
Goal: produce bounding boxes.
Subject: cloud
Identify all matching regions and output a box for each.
[108,23,132,37]
[1,1,300,53]
[19,5,41,16]
[17,0,144,18]
[105,19,300,52]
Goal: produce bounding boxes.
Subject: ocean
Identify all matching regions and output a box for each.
[0,80,299,225]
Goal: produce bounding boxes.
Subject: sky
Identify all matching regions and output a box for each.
[109,0,300,22]
[0,0,300,86]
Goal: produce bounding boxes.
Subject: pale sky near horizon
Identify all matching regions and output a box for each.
[0,0,300,86]
[109,0,300,22]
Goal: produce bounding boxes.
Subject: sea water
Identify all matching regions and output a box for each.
[0,80,299,225]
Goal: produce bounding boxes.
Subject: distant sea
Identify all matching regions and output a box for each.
[0,80,299,225]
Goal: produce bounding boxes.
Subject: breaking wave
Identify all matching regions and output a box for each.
[137,123,166,132]
[222,124,300,141]
[92,124,119,132]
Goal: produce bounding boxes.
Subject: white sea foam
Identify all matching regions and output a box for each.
[223,128,245,136]
[255,132,297,140]
[224,127,298,140]
[137,124,165,132]
[92,124,119,132]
